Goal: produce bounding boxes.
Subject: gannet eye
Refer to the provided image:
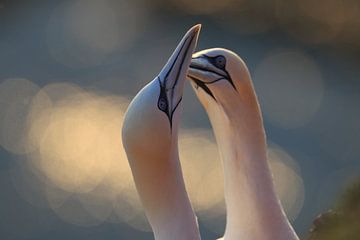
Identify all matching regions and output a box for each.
[214,55,226,69]
[158,98,168,111]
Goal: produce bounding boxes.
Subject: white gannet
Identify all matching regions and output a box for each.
[187,48,300,240]
[122,25,201,240]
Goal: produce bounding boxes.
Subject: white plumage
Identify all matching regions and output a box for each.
[122,25,201,240]
[188,48,299,240]
[122,27,299,240]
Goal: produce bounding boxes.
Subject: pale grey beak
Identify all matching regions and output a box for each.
[157,24,201,125]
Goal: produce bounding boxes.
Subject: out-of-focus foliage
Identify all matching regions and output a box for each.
[307,179,360,240]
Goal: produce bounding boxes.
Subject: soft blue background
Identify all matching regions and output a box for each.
[0,0,359,239]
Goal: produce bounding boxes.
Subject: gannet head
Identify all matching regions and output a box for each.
[187,48,256,112]
[122,25,201,161]
[188,48,265,153]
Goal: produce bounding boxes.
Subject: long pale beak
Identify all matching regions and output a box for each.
[157,24,201,121]
[187,56,222,101]
[189,57,227,80]
[187,55,235,100]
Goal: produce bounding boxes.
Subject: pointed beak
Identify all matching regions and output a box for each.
[188,56,228,84]
[157,24,201,112]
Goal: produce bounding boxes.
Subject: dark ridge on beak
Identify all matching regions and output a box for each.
[158,35,192,129]
[162,35,190,85]
[172,33,196,91]
[157,24,201,130]
[189,62,229,80]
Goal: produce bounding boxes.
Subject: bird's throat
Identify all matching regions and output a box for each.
[207,97,299,240]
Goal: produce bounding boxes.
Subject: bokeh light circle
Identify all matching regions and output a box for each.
[268,145,305,221]
[254,50,324,129]
[5,80,305,233]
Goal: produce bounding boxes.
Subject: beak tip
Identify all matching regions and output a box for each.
[191,24,202,35]
[195,24,202,33]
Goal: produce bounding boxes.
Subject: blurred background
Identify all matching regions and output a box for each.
[0,0,359,239]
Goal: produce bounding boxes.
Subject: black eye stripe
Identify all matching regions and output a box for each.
[203,54,227,70]
[157,77,183,130]
[188,76,216,101]
[191,54,237,92]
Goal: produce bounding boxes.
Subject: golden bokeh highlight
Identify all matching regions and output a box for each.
[3,79,304,233]
[38,102,112,192]
[6,81,150,231]
[268,145,305,221]
[179,129,224,212]
[179,130,305,234]
[254,50,324,129]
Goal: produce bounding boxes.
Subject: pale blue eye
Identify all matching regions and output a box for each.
[215,56,226,69]
[158,98,167,111]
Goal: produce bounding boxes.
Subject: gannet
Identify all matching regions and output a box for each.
[122,25,201,240]
[187,48,299,240]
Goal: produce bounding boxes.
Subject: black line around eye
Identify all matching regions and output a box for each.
[199,55,237,91]
[156,34,193,130]
[157,78,182,130]
[203,55,226,71]
[158,77,169,115]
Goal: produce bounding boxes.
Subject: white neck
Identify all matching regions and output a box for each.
[149,147,201,240]
[122,90,200,240]
[129,133,200,240]
[128,140,200,240]
[207,88,299,240]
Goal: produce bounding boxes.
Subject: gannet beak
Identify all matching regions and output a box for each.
[187,53,235,100]
[157,24,201,119]
[188,56,229,85]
